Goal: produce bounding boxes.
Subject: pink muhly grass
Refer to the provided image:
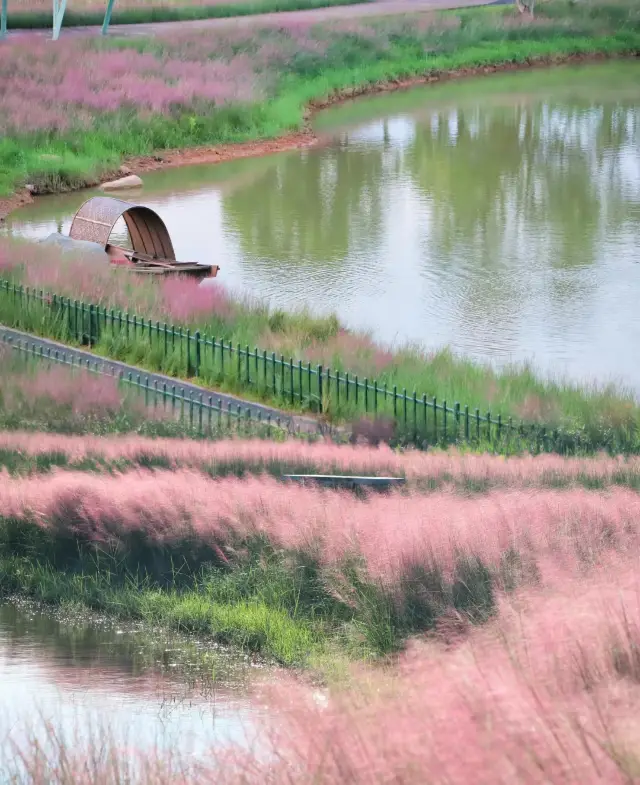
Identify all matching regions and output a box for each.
[243,560,640,785]
[296,328,396,377]
[2,471,639,584]
[6,365,123,416]
[3,429,640,492]
[161,277,235,323]
[0,37,260,133]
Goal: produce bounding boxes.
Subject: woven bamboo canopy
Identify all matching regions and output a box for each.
[69,196,176,261]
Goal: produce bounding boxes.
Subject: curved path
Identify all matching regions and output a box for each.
[8,0,497,38]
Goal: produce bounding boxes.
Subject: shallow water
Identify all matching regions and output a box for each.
[0,602,263,766]
[6,62,640,389]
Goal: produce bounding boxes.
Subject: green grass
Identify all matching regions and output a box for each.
[0,557,317,664]
[0,514,497,665]
[6,0,370,30]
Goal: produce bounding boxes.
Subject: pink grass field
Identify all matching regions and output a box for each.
[4,428,640,488]
[0,348,171,425]
[233,560,640,785]
[2,468,639,583]
[11,559,640,784]
[0,21,355,134]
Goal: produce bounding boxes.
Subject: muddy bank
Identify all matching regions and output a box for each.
[0,190,33,223]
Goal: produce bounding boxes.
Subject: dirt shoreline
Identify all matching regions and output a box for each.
[1,50,636,224]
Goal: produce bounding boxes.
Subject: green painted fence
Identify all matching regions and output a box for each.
[1,332,296,440]
[0,278,601,453]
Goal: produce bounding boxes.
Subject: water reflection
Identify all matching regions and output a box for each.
[0,603,260,761]
[5,62,640,387]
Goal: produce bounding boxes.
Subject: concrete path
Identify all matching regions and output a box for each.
[0,325,325,435]
[7,0,497,39]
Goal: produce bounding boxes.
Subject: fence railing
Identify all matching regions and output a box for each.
[0,278,602,453]
[1,333,299,441]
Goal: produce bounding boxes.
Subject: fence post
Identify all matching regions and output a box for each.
[412,390,417,442]
[317,365,323,413]
[443,399,447,443]
[194,331,201,378]
[89,304,94,346]
[433,397,437,440]
[455,402,460,441]
[290,358,294,406]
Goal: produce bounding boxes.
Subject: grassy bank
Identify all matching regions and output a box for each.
[1,2,639,197]
[3,241,640,453]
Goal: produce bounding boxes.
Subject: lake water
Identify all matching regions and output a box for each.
[0,602,264,769]
[5,61,640,389]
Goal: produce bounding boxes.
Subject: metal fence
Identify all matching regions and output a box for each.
[0,278,597,452]
[1,332,299,441]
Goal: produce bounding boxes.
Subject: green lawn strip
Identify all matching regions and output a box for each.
[6,0,370,30]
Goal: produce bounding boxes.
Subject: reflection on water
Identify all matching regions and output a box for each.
[0,603,261,762]
[5,62,640,388]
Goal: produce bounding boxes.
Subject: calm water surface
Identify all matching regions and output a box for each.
[0,602,263,764]
[6,62,640,388]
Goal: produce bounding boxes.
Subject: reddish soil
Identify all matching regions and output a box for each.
[0,191,34,224]
[128,130,318,174]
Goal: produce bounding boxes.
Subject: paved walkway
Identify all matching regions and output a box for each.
[7,0,496,38]
[0,325,324,434]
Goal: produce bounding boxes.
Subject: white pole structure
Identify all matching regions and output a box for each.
[52,0,67,40]
[101,0,116,34]
[1,0,7,40]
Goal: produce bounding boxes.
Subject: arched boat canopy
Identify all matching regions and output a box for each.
[69,196,176,261]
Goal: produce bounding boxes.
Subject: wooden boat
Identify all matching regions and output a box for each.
[69,196,219,279]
